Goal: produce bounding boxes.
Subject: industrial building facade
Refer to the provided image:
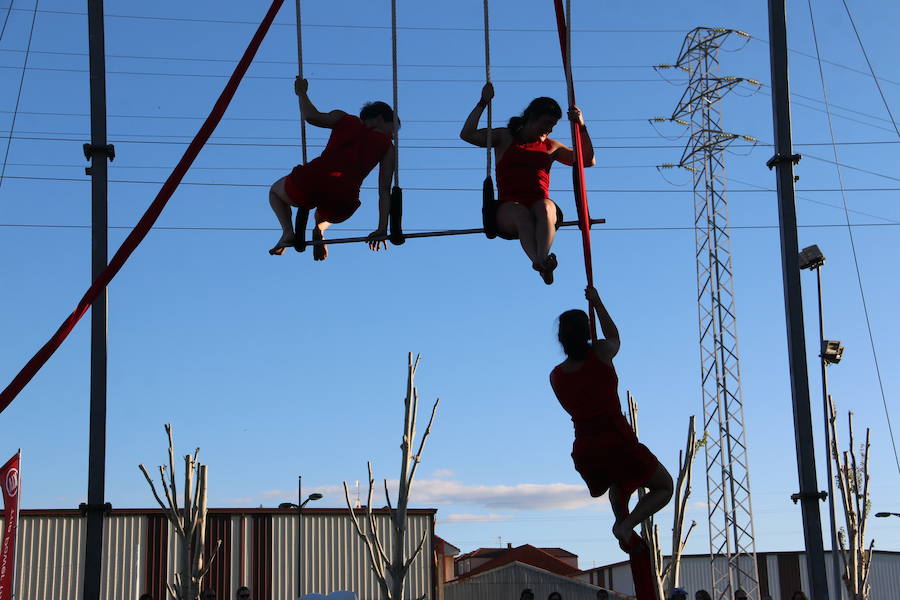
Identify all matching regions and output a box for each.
[9,507,435,600]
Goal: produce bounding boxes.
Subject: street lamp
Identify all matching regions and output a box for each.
[875,512,900,518]
[800,244,843,600]
[283,476,323,600]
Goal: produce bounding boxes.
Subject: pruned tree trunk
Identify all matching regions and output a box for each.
[343,353,439,600]
[828,396,874,600]
[139,424,220,600]
[627,392,699,600]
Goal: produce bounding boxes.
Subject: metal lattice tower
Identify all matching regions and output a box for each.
[655,27,762,600]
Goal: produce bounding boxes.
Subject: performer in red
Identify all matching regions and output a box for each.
[268,77,396,260]
[550,286,673,552]
[460,83,596,284]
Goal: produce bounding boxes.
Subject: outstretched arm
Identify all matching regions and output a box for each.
[552,106,597,167]
[459,83,507,148]
[367,144,395,251]
[295,77,346,128]
[586,286,620,361]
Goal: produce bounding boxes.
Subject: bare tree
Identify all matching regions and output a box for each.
[828,396,874,600]
[343,353,440,600]
[139,424,221,600]
[627,392,699,600]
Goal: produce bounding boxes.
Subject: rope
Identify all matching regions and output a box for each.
[552,0,596,340]
[839,0,900,138]
[0,0,40,192]
[0,0,286,414]
[807,0,900,477]
[294,0,307,164]
[483,0,492,174]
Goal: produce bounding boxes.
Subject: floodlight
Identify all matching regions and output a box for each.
[799,244,825,270]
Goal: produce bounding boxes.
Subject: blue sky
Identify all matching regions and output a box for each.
[0,0,898,569]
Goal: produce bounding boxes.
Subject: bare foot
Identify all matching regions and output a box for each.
[312,227,328,261]
[612,520,635,553]
[269,233,294,256]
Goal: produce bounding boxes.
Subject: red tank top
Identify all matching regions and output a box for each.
[550,352,623,435]
[496,138,554,203]
[291,114,391,195]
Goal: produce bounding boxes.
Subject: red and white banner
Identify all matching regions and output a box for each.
[0,452,20,600]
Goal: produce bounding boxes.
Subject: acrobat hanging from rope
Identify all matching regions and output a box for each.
[266,77,396,260]
[550,287,673,599]
[460,86,595,285]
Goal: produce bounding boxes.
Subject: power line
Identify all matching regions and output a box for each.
[8,8,685,33]
[4,174,900,193]
[1,222,897,233]
[0,0,40,191]
[0,1,13,41]
[807,0,900,477]
[0,64,675,84]
[838,0,900,137]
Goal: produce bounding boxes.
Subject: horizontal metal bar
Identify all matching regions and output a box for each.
[306,218,607,246]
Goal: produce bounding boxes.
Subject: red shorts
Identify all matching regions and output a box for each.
[283,171,361,224]
[571,418,660,498]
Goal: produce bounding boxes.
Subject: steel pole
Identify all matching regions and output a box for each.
[83,0,111,598]
[298,475,303,600]
[816,267,844,600]
[766,1,829,598]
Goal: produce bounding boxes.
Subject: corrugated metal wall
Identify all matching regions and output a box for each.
[10,511,434,600]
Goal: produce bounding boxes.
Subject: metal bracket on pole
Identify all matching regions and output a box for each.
[83,143,116,175]
[766,152,801,170]
[790,491,828,504]
[79,502,113,516]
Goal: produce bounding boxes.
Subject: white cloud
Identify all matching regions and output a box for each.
[432,469,455,478]
[442,513,511,523]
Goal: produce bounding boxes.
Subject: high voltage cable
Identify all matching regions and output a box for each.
[0,2,13,41]
[839,0,900,137]
[4,134,900,151]
[0,64,673,84]
[0,0,40,192]
[1,222,897,233]
[6,7,684,32]
[807,0,900,477]
[4,174,900,194]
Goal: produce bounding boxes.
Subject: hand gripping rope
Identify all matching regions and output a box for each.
[388,0,405,245]
[552,0,598,341]
[481,0,498,239]
[0,0,286,414]
[293,0,311,252]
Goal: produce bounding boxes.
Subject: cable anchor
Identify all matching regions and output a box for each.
[766,152,801,170]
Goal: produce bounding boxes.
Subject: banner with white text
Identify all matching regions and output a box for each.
[0,452,21,600]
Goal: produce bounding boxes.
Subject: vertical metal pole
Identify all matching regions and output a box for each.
[298,475,303,599]
[816,267,844,600]
[766,1,829,598]
[83,0,110,599]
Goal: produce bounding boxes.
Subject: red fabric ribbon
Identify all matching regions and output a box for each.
[0,0,286,413]
[552,0,597,340]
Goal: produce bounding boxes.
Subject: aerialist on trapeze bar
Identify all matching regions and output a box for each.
[460,83,596,285]
[550,286,673,551]
[267,77,397,260]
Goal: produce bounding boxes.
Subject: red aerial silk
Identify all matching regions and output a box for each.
[0,0,286,414]
[551,0,597,340]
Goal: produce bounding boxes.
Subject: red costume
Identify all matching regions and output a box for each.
[496,138,554,207]
[550,352,659,498]
[284,114,391,223]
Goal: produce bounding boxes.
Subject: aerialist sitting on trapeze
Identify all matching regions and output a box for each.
[550,286,673,552]
[267,77,396,260]
[460,83,596,284]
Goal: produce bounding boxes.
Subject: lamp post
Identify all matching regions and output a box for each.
[800,244,844,600]
[280,476,323,599]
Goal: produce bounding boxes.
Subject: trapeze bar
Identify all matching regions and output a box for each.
[304,218,607,246]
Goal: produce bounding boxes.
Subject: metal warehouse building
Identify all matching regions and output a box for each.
[577,550,900,600]
[7,507,436,600]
